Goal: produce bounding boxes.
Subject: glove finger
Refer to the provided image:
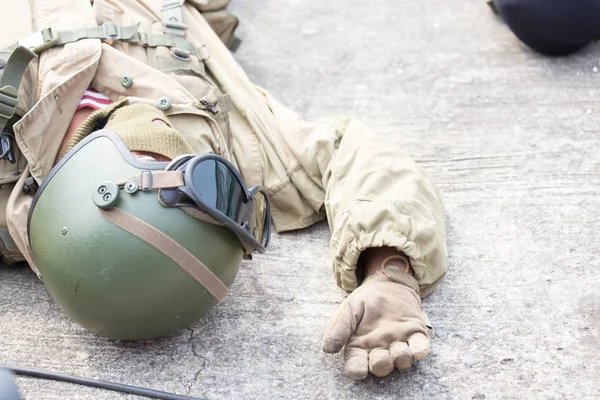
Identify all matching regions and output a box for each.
[344,346,369,381]
[407,332,430,361]
[368,348,394,377]
[390,341,413,370]
[322,300,358,354]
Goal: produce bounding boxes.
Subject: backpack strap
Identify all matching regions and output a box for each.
[0,46,38,134]
[43,22,199,55]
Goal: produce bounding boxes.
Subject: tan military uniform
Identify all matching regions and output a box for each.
[0,0,447,297]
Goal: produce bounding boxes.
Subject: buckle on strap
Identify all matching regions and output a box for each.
[102,22,122,40]
[139,170,154,191]
[0,129,16,164]
[18,27,59,54]
[162,0,185,11]
[0,86,18,120]
[162,0,187,37]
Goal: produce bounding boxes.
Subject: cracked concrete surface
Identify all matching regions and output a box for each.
[1,0,600,399]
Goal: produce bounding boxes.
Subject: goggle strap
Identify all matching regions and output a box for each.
[98,206,229,302]
[117,170,184,191]
[179,206,223,226]
[241,241,254,257]
[180,207,256,257]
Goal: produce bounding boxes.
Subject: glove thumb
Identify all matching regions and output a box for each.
[322,294,362,354]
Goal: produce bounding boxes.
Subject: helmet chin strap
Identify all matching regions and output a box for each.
[98,206,229,302]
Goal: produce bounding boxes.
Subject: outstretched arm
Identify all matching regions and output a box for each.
[185,6,448,379]
[251,94,448,379]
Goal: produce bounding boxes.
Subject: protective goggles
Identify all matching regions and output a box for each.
[114,153,271,256]
[157,154,271,254]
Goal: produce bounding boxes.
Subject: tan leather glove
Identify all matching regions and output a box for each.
[322,273,431,380]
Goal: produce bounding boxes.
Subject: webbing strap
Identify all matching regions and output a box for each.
[0,46,37,132]
[51,22,197,54]
[162,0,187,37]
[117,170,184,190]
[14,22,198,57]
[99,207,229,302]
[56,23,140,45]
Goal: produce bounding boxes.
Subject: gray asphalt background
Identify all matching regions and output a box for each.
[1,0,599,399]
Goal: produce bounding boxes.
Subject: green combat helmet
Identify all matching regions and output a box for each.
[28,129,271,340]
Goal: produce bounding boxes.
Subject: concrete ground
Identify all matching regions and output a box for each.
[1,0,599,398]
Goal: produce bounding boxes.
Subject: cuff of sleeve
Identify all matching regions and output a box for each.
[331,200,447,298]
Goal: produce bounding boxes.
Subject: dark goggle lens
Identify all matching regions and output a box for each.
[190,159,269,247]
[192,159,246,220]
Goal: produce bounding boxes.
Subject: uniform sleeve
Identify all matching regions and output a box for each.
[184,5,448,297]
[257,90,448,297]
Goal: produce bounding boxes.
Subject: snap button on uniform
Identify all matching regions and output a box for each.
[120,74,133,88]
[157,96,171,110]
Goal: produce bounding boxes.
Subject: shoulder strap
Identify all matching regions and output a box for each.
[0,46,38,134]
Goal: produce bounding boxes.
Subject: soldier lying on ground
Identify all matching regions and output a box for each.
[0,0,448,380]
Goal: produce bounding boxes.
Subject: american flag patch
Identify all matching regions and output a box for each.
[77,88,112,110]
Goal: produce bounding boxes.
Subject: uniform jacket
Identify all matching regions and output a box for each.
[0,0,448,297]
